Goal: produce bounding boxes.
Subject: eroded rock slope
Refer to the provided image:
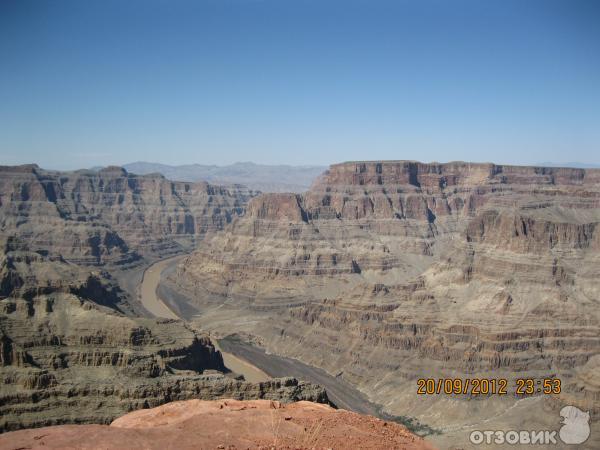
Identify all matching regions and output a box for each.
[0,164,253,263]
[170,161,600,446]
[0,165,332,433]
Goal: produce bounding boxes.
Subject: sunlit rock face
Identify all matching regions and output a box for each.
[0,164,288,434]
[0,164,255,266]
[0,399,433,450]
[172,160,600,447]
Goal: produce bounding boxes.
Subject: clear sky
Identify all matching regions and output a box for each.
[1,0,599,169]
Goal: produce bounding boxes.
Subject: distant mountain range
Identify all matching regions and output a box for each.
[537,162,600,168]
[120,162,328,193]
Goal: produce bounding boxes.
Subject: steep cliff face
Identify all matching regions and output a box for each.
[171,160,600,445]
[0,163,257,312]
[0,292,329,432]
[0,164,254,267]
[1,164,323,433]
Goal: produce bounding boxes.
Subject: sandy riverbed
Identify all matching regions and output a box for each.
[138,255,270,383]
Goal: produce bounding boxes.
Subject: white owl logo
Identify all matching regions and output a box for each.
[559,405,590,445]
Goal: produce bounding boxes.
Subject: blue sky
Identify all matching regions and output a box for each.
[1,0,599,169]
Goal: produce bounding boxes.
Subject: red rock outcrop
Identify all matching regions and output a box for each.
[0,399,434,449]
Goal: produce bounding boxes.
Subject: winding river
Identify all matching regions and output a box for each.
[138,255,432,436]
[138,254,269,383]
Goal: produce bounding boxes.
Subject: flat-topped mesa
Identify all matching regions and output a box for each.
[313,160,600,190]
[238,161,600,232]
[302,161,600,223]
[191,160,600,281]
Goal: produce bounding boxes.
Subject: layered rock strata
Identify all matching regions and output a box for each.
[0,163,258,312]
[0,292,328,432]
[171,161,600,447]
[0,164,334,434]
[0,164,254,266]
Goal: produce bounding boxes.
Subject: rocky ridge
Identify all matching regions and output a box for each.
[0,291,328,432]
[0,164,254,265]
[0,164,335,433]
[169,160,600,448]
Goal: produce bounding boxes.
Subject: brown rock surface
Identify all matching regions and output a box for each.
[0,164,254,266]
[0,399,434,449]
[168,160,600,448]
[0,165,333,433]
[0,292,328,432]
[0,164,258,315]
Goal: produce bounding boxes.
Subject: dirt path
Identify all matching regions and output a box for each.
[138,255,270,383]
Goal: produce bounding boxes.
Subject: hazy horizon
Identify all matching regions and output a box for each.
[2,0,599,169]
[6,159,600,173]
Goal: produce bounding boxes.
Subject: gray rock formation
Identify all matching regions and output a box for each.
[0,164,255,265]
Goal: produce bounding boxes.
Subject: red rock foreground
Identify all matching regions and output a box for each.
[0,399,434,450]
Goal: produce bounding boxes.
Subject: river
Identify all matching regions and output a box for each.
[138,254,269,383]
[139,255,433,436]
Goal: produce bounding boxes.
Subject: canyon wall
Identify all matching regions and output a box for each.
[0,163,257,311]
[0,291,328,431]
[0,164,254,266]
[171,161,600,447]
[0,164,334,433]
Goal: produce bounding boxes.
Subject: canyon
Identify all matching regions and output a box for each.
[0,164,254,267]
[2,160,599,448]
[0,164,329,433]
[165,161,600,448]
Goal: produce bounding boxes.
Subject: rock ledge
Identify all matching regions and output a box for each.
[0,399,434,449]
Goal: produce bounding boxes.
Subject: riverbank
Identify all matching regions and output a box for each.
[218,335,437,437]
[138,255,270,383]
[144,256,434,436]
[138,255,183,320]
